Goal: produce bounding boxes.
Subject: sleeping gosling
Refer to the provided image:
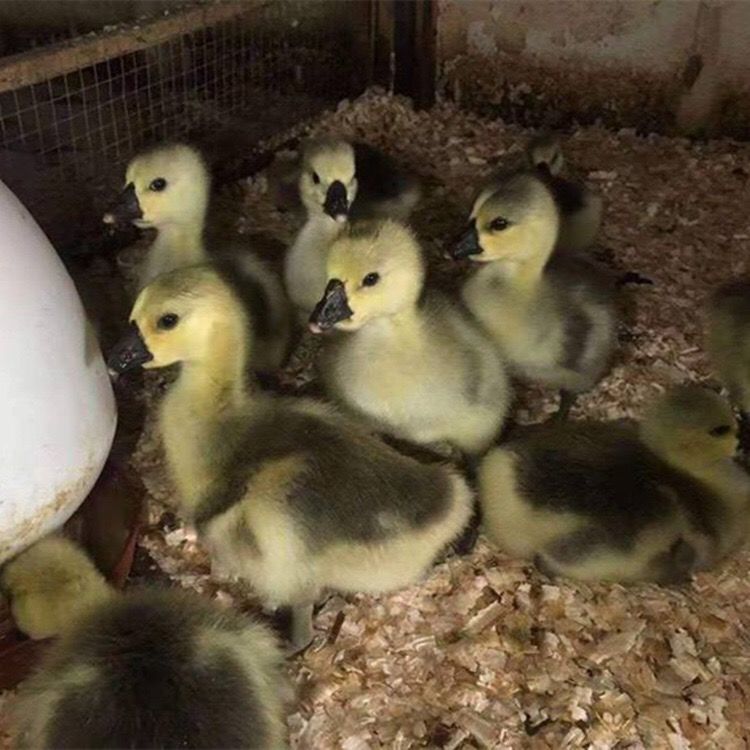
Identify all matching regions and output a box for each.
[452,170,619,419]
[309,220,511,454]
[479,385,750,583]
[107,264,473,651]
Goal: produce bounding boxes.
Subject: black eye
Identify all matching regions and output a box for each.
[311,171,320,185]
[149,178,167,192]
[709,424,732,437]
[362,272,380,287]
[490,217,509,232]
[157,313,179,330]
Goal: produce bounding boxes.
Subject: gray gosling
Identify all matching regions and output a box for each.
[707,279,750,450]
[284,138,421,320]
[452,170,619,419]
[525,131,603,254]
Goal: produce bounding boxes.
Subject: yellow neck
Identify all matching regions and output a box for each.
[160,312,249,511]
[154,219,207,267]
[481,254,546,296]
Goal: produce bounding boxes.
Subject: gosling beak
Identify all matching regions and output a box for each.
[309,279,353,333]
[107,322,153,374]
[102,183,142,226]
[452,223,482,260]
[323,181,348,222]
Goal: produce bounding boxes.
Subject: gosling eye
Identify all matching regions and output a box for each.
[157,313,179,330]
[362,272,380,287]
[709,424,732,437]
[149,177,167,192]
[311,171,320,185]
[490,217,509,232]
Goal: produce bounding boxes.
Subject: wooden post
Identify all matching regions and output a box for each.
[392,0,435,108]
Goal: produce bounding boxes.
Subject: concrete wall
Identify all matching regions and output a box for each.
[436,0,750,137]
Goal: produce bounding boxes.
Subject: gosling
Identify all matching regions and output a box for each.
[707,279,750,449]
[525,131,603,254]
[309,220,511,454]
[479,385,750,583]
[453,170,619,418]
[4,536,288,749]
[108,265,473,651]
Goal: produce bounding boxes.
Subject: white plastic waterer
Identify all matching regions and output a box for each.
[0,178,116,564]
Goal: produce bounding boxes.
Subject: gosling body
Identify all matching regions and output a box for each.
[311,221,511,453]
[108,265,473,649]
[5,537,288,749]
[479,386,750,583]
[454,171,618,417]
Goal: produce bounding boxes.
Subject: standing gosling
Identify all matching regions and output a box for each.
[453,171,618,418]
[107,265,473,651]
[4,537,288,749]
[284,138,421,319]
[104,142,291,370]
[479,386,750,583]
[309,220,511,454]
[525,132,603,254]
[707,279,750,449]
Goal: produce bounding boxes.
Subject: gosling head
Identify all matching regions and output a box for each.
[526,132,565,176]
[103,143,210,230]
[640,385,738,470]
[308,220,423,333]
[107,265,240,374]
[299,138,357,222]
[452,172,560,265]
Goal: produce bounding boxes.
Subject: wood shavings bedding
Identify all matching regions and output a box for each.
[3,89,749,749]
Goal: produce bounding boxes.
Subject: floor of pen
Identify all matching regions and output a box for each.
[3,88,750,749]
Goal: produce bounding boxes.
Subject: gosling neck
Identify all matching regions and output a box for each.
[153,216,208,268]
[357,303,422,341]
[172,317,249,418]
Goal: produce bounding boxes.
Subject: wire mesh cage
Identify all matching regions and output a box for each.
[0,1,371,249]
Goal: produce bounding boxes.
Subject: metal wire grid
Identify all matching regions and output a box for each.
[0,2,365,247]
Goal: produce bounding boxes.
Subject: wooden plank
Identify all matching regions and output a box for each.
[0,1,265,94]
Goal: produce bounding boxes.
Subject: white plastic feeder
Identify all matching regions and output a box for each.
[0,179,116,564]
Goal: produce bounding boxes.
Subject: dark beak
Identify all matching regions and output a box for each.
[309,279,353,333]
[323,181,348,221]
[107,322,153,374]
[452,223,482,260]
[102,183,142,226]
